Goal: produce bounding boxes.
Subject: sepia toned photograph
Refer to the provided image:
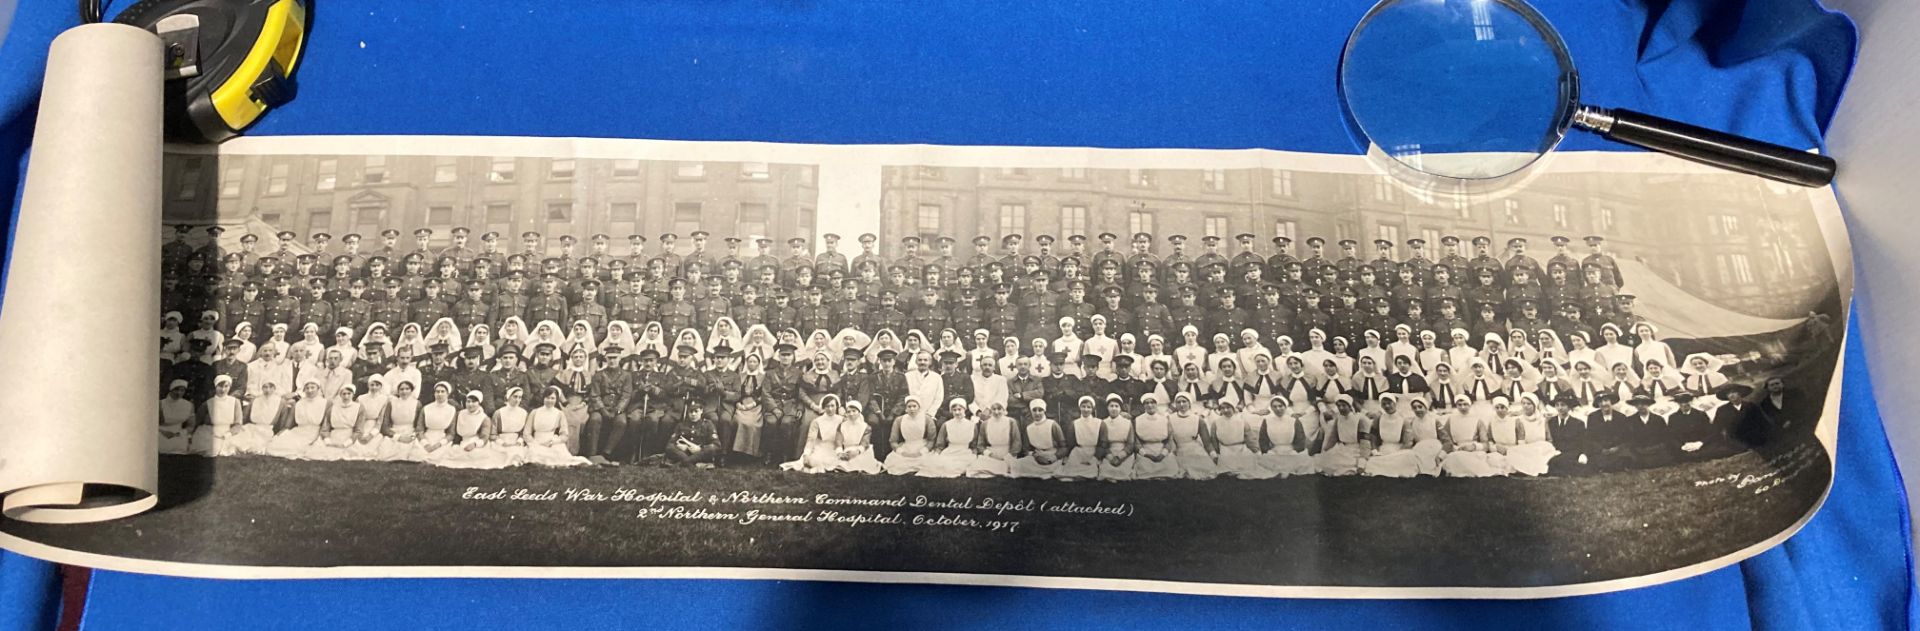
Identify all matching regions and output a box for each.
[0,137,1844,599]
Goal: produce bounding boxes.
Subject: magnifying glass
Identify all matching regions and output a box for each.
[1339,0,1836,187]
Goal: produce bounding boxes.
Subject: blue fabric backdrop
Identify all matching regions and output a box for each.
[0,0,1908,628]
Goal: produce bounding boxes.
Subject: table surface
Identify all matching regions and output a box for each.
[0,1,1909,629]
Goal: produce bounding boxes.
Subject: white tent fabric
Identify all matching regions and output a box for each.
[175,215,309,257]
[1618,259,1805,340]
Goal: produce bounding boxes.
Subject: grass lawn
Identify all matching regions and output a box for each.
[2,439,1829,589]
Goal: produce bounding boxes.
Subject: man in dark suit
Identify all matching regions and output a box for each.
[1545,395,1594,475]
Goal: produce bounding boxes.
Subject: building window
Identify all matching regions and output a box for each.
[1128,210,1155,237]
[1376,224,1402,249]
[433,157,458,184]
[485,202,512,225]
[306,210,331,236]
[673,202,703,244]
[1421,228,1442,251]
[259,212,281,226]
[1128,169,1154,187]
[1373,176,1397,202]
[914,166,943,180]
[1730,253,1754,283]
[1552,202,1569,228]
[674,162,706,179]
[1203,216,1228,239]
[361,156,387,185]
[314,158,337,192]
[1599,206,1616,232]
[220,166,243,198]
[428,205,454,228]
[265,162,290,196]
[485,204,512,247]
[738,202,769,239]
[997,203,1028,236]
[1271,170,1295,197]
[1334,223,1355,244]
[609,203,637,243]
[998,167,1028,178]
[612,159,642,178]
[353,203,385,239]
[1275,220,1298,244]
[1202,169,1226,192]
[1503,199,1524,225]
[1060,205,1089,238]
[1716,214,1741,235]
[1060,167,1087,180]
[173,158,203,201]
[489,157,516,183]
[740,162,770,180]
[549,159,575,181]
[546,201,573,222]
[916,203,942,243]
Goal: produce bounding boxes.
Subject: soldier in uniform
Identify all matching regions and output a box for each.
[984,283,1020,342]
[1300,236,1330,273]
[1427,297,1469,348]
[1504,237,1546,286]
[1403,237,1433,286]
[1033,234,1060,272]
[676,230,711,277]
[1126,232,1159,270]
[1133,283,1172,342]
[1018,270,1060,343]
[792,284,832,335]
[996,233,1025,278]
[1295,286,1332,341]
[864,288,909,333]
[849,232,886,275]
[1194,234,1230,274]
[1253,282,1296,345]
[1266,236,1297,281]
[814,233,849,278]
[617,233,644,270]
[451,280,493,330]
[163,224,196,277]
[1548,236,1585,287]
[1094,285,1135,341]
[655,278,696,333]
[779,237,811,283]
[369,277,409,327]
[889,235,924,276]
[1370,238,1397,276]
[1204,287,1252,343]
[524,274,569,327]
[1438,235,1471,279]
[334,278,374,334]
[1090,232,1124,273]
[1057,280,1097,339]
[1583,235,1623,288]
[442,227,476,271]
[1227,233,1262,280]
[1509,299,1552,338]
[1334,239,1365,284]
[907,285,947,336]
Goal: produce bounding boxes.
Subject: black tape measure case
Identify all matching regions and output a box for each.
[114,0,308,143]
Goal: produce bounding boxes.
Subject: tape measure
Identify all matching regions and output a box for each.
[109,0,308,143]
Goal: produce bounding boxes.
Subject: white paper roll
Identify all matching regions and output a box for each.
[0,24,164,524]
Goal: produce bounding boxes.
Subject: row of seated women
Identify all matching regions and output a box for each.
[776,387,1665,479]
[157,374,592,468]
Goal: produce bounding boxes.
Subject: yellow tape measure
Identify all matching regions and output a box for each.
[109,0,308,142]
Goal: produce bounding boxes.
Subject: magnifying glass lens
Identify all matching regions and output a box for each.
[1341,0,1574,180]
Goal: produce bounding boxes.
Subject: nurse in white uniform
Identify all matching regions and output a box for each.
[158,380,196,454]
[190,375,244,456]
[917,399,981,478]
[1011,400,1065,479]
[526,386,592,467]
[883,396,936,475]
[1167,392,1221,480]
[965,402,1021,478]
[1057,396,1105,480]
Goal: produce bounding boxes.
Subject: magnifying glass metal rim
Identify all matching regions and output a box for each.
[1337,0,1584,183]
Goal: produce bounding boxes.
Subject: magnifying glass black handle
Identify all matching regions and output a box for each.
[1573,106,1836,187]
